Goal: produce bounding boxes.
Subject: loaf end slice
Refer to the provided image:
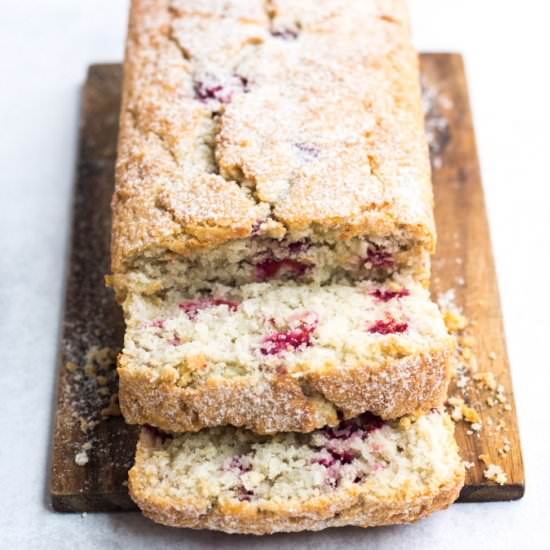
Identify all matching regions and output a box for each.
[129,411,465,534]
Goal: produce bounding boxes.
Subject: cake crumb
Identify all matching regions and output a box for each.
[498,439,511,456]
[75,451,89,466]
[437,289,457,311]
[79,418,99,433]
[473,372,496,391]
[484,464,507,485]
[443,309,467,332]
[438,289,516,474]
[462,405,481,424]
[85,346,117,370]
[65,361,78,373]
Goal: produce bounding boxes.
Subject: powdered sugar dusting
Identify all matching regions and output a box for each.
[422,77,452,170]
[112,0,434,274]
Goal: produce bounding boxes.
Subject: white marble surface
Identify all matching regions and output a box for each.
[1,1,549,548]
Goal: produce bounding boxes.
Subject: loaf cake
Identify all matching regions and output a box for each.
[118,277,454,433]
[114,0,463,532]
[110,0,435,301]
[129,411,465,534]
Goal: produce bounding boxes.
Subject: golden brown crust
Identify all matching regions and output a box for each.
[112,0,434,275]
[131,476,464,534]
[128,428,465,535]
[118,346,452,434]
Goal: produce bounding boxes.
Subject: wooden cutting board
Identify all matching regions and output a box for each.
[49,54,524,512]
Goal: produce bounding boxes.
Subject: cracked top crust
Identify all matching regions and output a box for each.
[112,0,434,274]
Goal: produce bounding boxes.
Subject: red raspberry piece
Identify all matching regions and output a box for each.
[315,450,354,467]
[228,456,251,474]
[255,258,310,281]
[260,314,319,355]
[315,455,336,468]
[366,246,394,269]
[179,299,239,320]
[287,239,312,255]
[236,487,254,501]
[368,318,408,334]
[194,74,249,104]
[194,82,231,103]
[369,288,410,302]
[330,450,355,465]
[323,412,383,440]
[260,328,312,355]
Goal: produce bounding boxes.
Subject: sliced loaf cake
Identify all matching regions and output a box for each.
[118,277,454,433]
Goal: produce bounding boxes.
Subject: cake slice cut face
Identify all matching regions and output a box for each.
[129,411,465,534]
[111,0,434,299]
[118,277,454,433]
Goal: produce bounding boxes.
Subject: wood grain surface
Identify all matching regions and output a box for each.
[49,54,524,513]
[423,54,524,501]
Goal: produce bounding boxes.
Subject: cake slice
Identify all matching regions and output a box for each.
[129,411,464,534]
[110,0,434,300]
[118,277,454,433]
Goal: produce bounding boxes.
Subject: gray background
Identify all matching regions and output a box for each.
[1,1,549,548]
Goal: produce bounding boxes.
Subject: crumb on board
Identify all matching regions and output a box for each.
[498,439,512,456]
[63,346,121,467]
[484,464,508,485]
[439,286,515,482]
[442,308,467,333]
[65,361,78,373]
[75,450,89,466]
[422,79,452,170]
[473,372,497,391]
[463,405,481,424]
